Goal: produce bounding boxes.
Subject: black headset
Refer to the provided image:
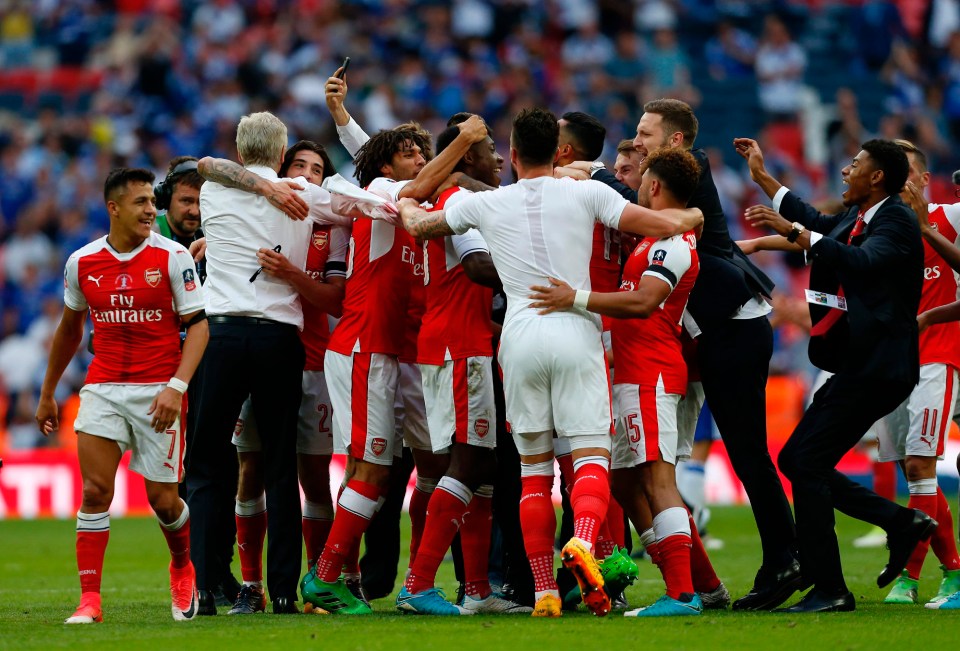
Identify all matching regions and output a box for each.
[154,160,199,210]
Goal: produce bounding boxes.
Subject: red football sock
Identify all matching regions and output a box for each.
[688,514,721,592]
[605,498,626,547]
[303,517,333,569]
[932,488,960,571]
[461,486,493,598]
[874,461,897,501]
[407,480,472,593]
[906,492,938,579]
[557,455,575,494]
[236,511,267,583]
[520,474,558,593]
[160,513,191,570]
[316,479,380,583]
[596,523,615,560]
[76,512,110,595]
[646,540,661,566]
[570,460,610,547]
[657,533,694,599]
[408,482,434,568]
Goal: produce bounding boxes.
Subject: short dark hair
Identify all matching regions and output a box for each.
[436,118,492,165]
[617,139,639,156]
[893,138,928,174]
[166,155,204,192]
[641,148,701,205]
[643,98,699,146]
[353,125,432,187]
[446,112,474,127]
[560,111,606,161]
[862,139,910,196]
[280,140,337,180]
[511,108,560,167]
[104,167,155,203]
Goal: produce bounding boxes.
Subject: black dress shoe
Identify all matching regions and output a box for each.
[732,560,810,611]
[272,597,299,614]
[879,510,938,587]
[774,589,855,613]
[197,590,217,616]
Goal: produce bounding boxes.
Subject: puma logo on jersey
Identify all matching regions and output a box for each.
[87,275,103,287]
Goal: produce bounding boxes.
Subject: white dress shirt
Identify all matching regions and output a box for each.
[199,165,352,329]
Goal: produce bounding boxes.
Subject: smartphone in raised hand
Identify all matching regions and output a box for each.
[336,57,350,79]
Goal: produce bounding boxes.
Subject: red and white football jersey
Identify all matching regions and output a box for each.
[301,224,350,371]
[327,178,418,357]
[920,203,960,368]
[64,233,204,384]
[611,231,699,392]
[418,188,494,365]
[591,223,621,333]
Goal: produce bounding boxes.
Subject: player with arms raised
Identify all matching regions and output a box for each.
[36,168,209,624]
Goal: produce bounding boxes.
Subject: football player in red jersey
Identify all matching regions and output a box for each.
[37,168,208,624]
[303,117,490,615]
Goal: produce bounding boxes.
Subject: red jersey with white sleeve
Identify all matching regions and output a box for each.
[327,177,417,357]
[301,224,350,371]
[919,203,960,368]
[418,187,494,365]
[611,231,699,393]
[64,232,204,384]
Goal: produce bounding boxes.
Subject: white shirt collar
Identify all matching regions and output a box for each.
[860,196,889,224]
[246,164,279,180]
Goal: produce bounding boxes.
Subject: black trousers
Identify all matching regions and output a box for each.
[180,357,238,594]
[698,315,797,570]
[779,372,914,594]
[186,320,305,600]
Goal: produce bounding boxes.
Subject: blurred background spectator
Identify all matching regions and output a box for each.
[3,0,960,450]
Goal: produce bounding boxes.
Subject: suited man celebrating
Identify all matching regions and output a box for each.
[567,99,799,610]
[735,136,936,613]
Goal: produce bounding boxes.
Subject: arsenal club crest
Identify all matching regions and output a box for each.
[115,273,133,290]
[144,268,162,287]
[371,437,387,456]
[474,418,490,438]
[312,230,329,251]
[234,419,244,436]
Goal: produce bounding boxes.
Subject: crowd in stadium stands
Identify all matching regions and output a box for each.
[3,0,960,449]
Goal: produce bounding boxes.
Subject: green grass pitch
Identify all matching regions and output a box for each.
[1,504,957,650]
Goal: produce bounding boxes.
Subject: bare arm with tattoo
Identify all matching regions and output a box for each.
[398,197,455,239]
[197,157,309,220]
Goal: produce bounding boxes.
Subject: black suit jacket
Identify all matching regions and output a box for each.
[779,192,923,384]
[594,149,774,332]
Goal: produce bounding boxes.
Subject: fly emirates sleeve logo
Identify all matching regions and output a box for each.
[89,294,164,323]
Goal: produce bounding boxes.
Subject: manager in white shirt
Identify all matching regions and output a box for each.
[185,111,341,613]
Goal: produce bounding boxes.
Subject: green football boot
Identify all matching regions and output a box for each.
[928,565,960,606]
[300,571,373,615]
[562,546,639,609]
[883,570,919,604]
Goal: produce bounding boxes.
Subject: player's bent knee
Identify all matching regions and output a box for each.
[351,459,392,488]
[80,479,114,511]
[903,455,936,482]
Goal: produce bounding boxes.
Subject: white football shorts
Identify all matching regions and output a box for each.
[74,383,185,483]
